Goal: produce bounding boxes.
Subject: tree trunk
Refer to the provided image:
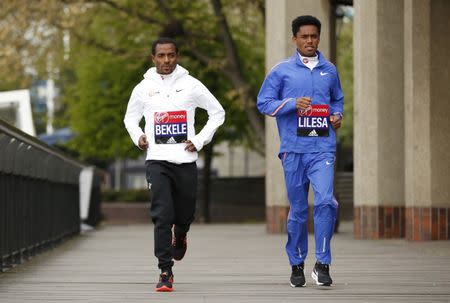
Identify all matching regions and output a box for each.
[201,141,214,223]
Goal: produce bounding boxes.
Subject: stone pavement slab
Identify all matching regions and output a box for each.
[1,222,449,302]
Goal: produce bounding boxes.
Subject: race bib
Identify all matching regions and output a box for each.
[154,110,188,144]
[297,105,329,137]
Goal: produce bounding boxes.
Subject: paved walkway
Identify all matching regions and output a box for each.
[1,222,450,302]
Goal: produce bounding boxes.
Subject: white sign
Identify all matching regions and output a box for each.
[0,89,36,136]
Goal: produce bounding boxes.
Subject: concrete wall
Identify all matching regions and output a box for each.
[353,0,450,240]
[429,0,450,208]
[403,0,450,240]
[404,0,431,209]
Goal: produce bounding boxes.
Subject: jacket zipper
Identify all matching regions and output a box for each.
[311,68,317,148]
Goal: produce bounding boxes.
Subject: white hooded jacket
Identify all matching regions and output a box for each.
[124,65,225,164]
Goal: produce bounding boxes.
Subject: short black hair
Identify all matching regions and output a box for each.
[292,15,321,36]
[151,37,179,55]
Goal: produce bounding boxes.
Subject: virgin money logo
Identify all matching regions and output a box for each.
[154,110,187,124]
[312,107,328,114]
[170,114,186,119]
[299,105,329,117]
[155,112,169,123]
[302,106,313,116]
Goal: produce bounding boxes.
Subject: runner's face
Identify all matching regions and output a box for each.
[293,25,320,57]
[152,43,178,74]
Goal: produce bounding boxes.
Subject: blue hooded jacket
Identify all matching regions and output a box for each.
[257,50,344,155]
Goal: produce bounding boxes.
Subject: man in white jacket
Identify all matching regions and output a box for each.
[124,37,225,292]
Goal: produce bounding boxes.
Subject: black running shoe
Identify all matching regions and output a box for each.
[311,261,333,286]
[155,271,174,292]
[171,234,187,261]
[290,263,306,287]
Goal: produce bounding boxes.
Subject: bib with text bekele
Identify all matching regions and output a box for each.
[154,110,188,144]
[297,105,329,137]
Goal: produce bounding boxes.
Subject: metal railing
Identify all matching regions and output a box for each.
[0,119,99,272]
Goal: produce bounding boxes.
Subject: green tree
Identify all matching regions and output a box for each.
[62,47,145,161]
[58,0,263,222]
[1,0,264,222]
[55,0,260,156]
[1,1,355,219]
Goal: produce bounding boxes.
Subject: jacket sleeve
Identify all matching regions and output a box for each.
[257,69,297,117]
[190,81,225,151]
[330,69,344,116]
[123,85,145,147]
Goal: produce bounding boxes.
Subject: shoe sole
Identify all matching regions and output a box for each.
[290,282,307,287]
[155,285,173,292]
[311,271,332,286]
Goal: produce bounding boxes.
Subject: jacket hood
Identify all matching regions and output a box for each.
[143,64,189,81]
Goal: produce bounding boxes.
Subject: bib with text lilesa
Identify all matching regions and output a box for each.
[297,105,329,137]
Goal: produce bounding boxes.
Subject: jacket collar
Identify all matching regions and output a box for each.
[143,64,189,83]
[292,50,326,68]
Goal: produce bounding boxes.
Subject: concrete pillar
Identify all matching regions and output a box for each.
[353,0,405,238]
[265,0,331,233]
[404,0,450,240]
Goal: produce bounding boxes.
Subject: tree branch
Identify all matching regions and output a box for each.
[254,0,265,26]
[89,0,165,25]
[155,0,174,19]
[210,0,241,72]
[52,21,128,55]
[184,47,213,66]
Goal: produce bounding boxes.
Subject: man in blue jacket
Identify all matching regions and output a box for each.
[257,15,343,287]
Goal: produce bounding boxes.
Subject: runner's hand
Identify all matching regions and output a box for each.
[184,140,197,152]
[296,97,312,110]
[138,135,149,150]
[330,114,342,130]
